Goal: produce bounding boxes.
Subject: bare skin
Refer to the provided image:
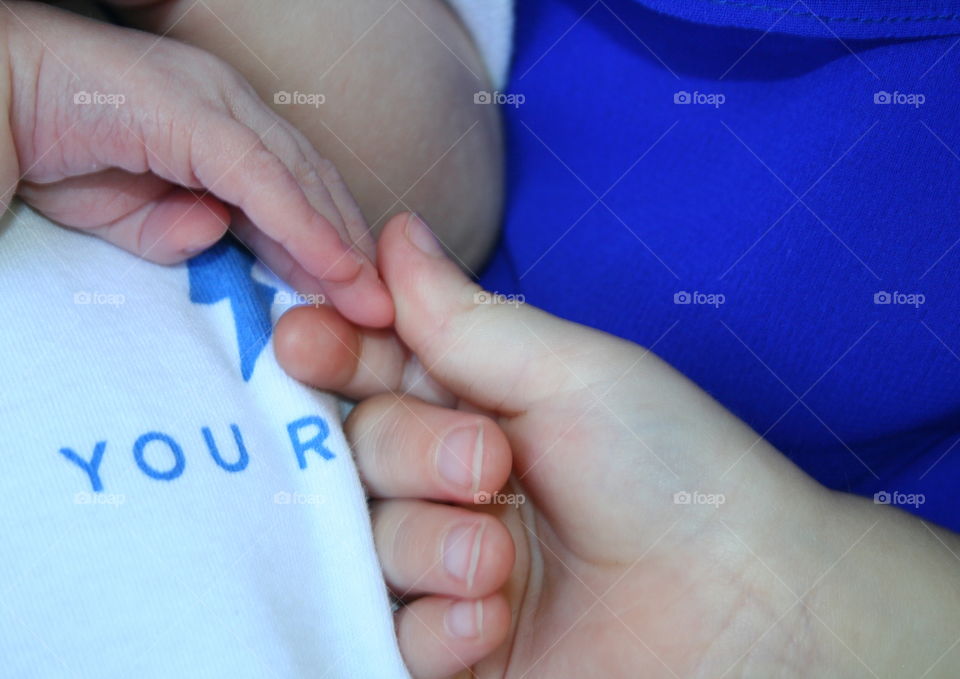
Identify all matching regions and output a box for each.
[106,0,504,271]
[0,0,392,325]
[275,213,960,678]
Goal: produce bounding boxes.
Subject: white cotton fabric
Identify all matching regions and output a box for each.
[0,203,410,679]
[446,0,515,89]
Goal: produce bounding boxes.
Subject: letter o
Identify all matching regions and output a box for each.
[134,432,185,481]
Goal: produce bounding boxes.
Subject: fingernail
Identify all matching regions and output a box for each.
[405,213,444,257]
[351,248,369,267]
[437,424,484,494]
[443,522,484,588]
[445,599,483,639]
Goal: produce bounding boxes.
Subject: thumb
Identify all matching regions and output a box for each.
[380,212,637,415]
[19,170,229,265]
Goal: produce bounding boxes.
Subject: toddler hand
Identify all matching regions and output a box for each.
[274,213,831,676]
[274,214,960,678]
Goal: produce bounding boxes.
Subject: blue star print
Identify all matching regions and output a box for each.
[187,239,277,381]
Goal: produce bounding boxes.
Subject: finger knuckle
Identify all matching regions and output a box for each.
[243,146,287,183]
[152,40,238,101]
[377,502,417,566]
[291,156,323,188]
[346,393,403,440]
[312,156,339,182]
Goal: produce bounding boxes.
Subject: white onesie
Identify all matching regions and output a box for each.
[0,3,512,677]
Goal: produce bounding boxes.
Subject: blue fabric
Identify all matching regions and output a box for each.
[635,0,960,38]
[480,0,960,530]
[188,238,276,381]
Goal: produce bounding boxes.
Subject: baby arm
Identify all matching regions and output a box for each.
[109,0,505,271]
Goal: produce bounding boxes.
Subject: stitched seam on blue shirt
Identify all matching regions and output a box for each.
[700,0,960,23]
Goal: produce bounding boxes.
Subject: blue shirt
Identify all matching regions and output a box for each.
[481,0,960,529]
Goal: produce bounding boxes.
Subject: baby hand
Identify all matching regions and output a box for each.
[0,1,391,326]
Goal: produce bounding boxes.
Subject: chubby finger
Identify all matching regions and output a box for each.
[379,211,638,415]
[230,211,329,293]
[104,189,229,264]
[373,499,513,599]
[347,394,510,502]
[281,117,376,260]
[189,116,392,327]
[396,594,511,679]
[232,207,396,336]
[273,304,453,405]
[253,116,390,322]
[21,174,229,265]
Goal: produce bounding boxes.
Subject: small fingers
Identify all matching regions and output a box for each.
[280,117,376,259]
[273,305,453,405]
[110,188,229,264]
[190,116,392,326]
[21,174,229,265]
[396,594,511,679]
[347,394,510,502]
[258,119,390,324]
[230,210,331,295]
